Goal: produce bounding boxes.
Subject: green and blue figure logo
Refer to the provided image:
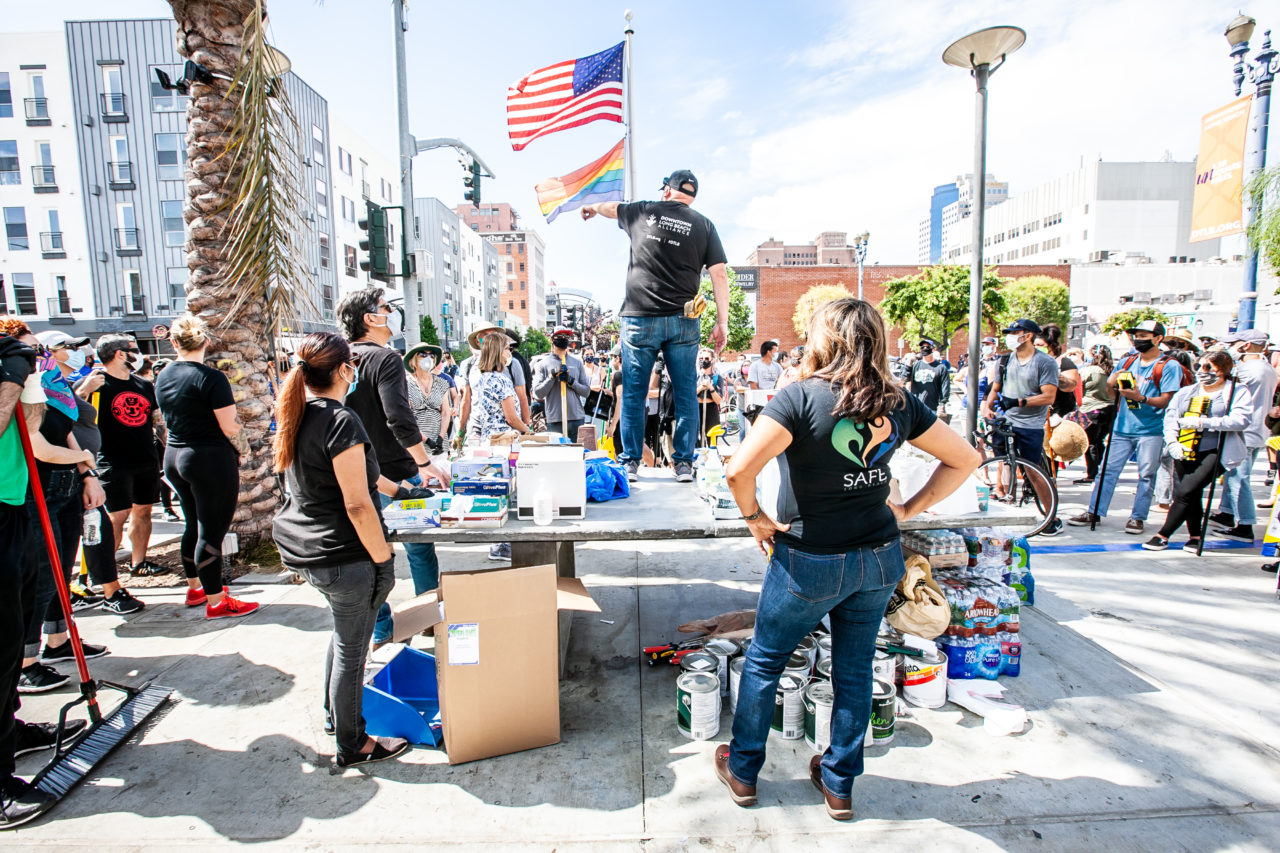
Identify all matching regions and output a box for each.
[832,416,898,468]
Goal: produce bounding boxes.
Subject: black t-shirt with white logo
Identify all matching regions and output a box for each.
[616,200,727,317]
[155,360,237,451]
[96,373,159,470]
[760,378,936,553]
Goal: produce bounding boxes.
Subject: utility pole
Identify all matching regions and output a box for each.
[393,0,420,345]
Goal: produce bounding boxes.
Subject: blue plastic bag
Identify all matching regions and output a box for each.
[585,458,630,502]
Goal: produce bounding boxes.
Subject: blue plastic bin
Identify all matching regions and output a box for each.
[362,647,443,747]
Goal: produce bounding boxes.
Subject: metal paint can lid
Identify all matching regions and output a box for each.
[730,656,746,675]
[705,638,739,657]
[785,652,810,671]
[814,657,832,680]
[677,671,719,694]
[778,673,807,693]
[872,678,895,700]
[805,680,834,705]
[679,651,719,673]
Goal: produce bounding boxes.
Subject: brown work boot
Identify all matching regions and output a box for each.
[713,744,756,807]
[1124,518,1144,535]
[809,755,853,821]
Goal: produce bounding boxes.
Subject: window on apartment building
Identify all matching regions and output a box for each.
[381,178,391,201]
[115,202,139,250]
[311,125,325,166]
[12,273,35,316]
[161,200,184,247]
[155,133,184,180]
[318,234,331,268]
[520,300,525,309]
[518,244,524,254]
[0,141,19,185]
[344,244,357,276]
[4,207,28,251]
[167,267,187,311]
[52,274,69,314]
[315,178,328,215]
[0,275,6,313]
[124,270,145,314]
[26,74,47,121]
[0,73,11,118]
[101,66,125,116]
[150,65,187,112]
[518,262,525,273]
[43,209,62,251]
[508,299,514,309]
[520,281,525,291]
[341,196,355,222]
[338,147,352,176]
[506,262,513,273]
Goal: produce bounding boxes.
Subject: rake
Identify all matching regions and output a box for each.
[9,411,172,828]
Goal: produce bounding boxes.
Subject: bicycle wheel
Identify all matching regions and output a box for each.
[974,456,1059,537]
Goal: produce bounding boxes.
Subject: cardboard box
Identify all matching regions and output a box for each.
[451,477,511,497]
[390,564,600,764]
[381,498,442,530]
[515,443,586,520]
[440,495,508,528]
[451,456,512,481]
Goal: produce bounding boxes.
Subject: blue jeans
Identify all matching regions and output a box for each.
[1088,433,1163,519]
[371,474,439,644]
[1219,447,1260,525]
[619,315,700,465]
[728,539,905,800]
[1010,425,1045,464]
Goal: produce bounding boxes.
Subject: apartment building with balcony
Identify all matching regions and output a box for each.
[328,113,401,301]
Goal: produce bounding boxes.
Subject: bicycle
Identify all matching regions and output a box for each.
[972,417,1059,536]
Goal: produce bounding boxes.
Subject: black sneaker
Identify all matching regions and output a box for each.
[336,736,410,768]
[1182,538,1202,554]
[1037,518,1064,537]
[17,663,69,694]
[129,559,169,577]
[1213,524,1255,543]
[487,543,510,562]
[100,588,146,614]
[1141,536,1169,551]
[14,719,89,758]
[673,462,694,483]
[624,460,639,483]
[0,777,56,828]
[1262,562,1279,573]
[1207,512,1235,530]
[41,639,109,663]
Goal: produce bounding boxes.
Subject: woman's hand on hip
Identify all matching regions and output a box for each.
[886,499,913,522]
[746,513,789,556]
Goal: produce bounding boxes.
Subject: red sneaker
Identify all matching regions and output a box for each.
[185,588,208,607]
[206,596,259,620]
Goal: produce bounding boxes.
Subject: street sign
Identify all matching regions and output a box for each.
[152,324,169,340]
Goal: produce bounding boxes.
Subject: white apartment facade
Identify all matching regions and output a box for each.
[328,114,401,300]
[936,173,1008,262]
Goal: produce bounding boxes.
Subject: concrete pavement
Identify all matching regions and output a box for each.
[6,464,1280,851]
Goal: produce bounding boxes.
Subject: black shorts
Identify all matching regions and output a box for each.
[100,464,161,512]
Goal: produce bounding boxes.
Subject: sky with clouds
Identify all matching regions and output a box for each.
[8,0,1277,313]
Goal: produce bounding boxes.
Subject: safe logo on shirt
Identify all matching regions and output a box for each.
[832,416,897,469]
[111,391,152,427]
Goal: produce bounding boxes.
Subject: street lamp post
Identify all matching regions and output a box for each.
[1225,14,1277,332]
[943,26,1025,442]
[853,231,869,300]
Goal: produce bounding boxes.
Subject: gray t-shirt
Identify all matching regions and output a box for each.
[993,350,1059,428]
[748,359,782,390]
[1234,356,1279,448]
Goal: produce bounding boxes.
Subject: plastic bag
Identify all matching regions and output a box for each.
[585,457,630,502]
[599,434,617,460]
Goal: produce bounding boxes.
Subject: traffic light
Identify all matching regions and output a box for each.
[463,158,482,207]
[358,201,391,282]
[564,307,577,329]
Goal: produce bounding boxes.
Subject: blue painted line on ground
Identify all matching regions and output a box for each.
[1032,540,1258,554]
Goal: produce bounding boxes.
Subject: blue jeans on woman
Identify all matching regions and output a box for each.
[371,473,438,645]
[619,315,700,466]
[728,538,905,800]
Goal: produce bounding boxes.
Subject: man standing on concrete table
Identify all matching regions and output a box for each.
[911,337,951,417]
[337,287,447,647]
[533,327,591,440]
[1209,329,1278,543]
[1068,320,1184,534]
[980,319,1063,536]
[581,170,729,483]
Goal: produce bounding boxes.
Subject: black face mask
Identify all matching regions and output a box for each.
[700,359,712,369]
[920,345,933,356]
[1133,339,1155,353]
[552,336,569,349]
[584,356,597,364]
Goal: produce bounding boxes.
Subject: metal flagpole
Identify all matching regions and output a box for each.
[393,0,421,345]
[623,10,636,202]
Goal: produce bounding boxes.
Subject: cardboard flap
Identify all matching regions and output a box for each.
[390,590,443,644]
[556,576,601,613]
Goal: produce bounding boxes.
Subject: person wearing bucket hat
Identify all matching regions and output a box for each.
[580,170,730,484]
[457,321,529,445]
[404,344,452,458]
[1164,327,1201,355]
[1068,319,1184,533]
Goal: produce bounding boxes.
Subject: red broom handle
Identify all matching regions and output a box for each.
[14,409,99,712]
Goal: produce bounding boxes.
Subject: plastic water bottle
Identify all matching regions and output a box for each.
[532,486,553,526]
[82,510,101,546]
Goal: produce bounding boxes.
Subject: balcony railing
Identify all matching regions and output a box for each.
[100,92,127,121]
[47,296,73,317]
[113,227,141,254]
[106,160,134,188]
[30,165,56,192]
[24,98,50,125]
[39,231,65,258]
[122,294,147,317]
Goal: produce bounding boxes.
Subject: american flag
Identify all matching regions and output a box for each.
[507,42,624,151]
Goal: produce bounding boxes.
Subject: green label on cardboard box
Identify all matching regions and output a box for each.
[448,623,480,665]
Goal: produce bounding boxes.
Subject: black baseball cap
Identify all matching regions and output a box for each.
[1126,319,1167,337]
[663,170,698,198]
[1002,319,1042,336]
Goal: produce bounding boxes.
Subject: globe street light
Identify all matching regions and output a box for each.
[1224,14,1277,332]
[944,25,1025,442]
[853,231,870,300]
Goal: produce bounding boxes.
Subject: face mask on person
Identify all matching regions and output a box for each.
[981,345,994,358]
[1132,339,1155,354]
[1005,334,1023,350]
[420,355,435,371]
[62,348,86,372]
[128,352,145,371]
[584,356,596,364]
[1197,371,1218,385]
[344,364,359,398]
[700,358,712,369]
[504,350,513,366]
[920,345,933,356]
[370,309,402,337]
[552,335,570,350]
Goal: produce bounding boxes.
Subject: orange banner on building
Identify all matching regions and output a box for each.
[1190,95,1253,243]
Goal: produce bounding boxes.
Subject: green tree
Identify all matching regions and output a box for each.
[699,266,754,352]
[792,284,854,339]
[880,265,1007,348]
[998,275,1071,332]
[419,315,441,346]
[450,344,472,364]
[1247,166,1280,278]
[1100,307,1171,335]
[519,327,551,360]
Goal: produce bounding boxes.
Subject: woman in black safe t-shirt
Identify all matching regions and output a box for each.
[715,298,981,820]
[270,332,408,769]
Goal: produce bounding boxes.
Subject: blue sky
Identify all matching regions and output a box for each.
[8,0,1276,312]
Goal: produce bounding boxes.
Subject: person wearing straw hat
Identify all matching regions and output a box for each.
[403,343,452,459]
[1164,327,1201,356]
[457,322,529,442]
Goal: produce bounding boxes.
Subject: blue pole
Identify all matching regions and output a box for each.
[1236,30,1276,331]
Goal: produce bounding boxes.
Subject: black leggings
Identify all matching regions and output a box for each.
[1083,406,1116,479]
[83,504,119,586]
[1158,451,1221,539]
[165,445,238,595]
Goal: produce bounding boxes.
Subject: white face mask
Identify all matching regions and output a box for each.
[370,310,403,337]
[63,348,86,372]
[421,355,436,371]
[1005,334,1023,350]
[981,345,995,358]
[128,352,145,371]
[504,350,513,366]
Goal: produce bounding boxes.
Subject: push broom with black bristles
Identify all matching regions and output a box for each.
[8,411,172,827]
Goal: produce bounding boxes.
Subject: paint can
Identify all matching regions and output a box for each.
[803,680,835,754]
[676,672,721,741]
[872,651,896,685]
[704,638,739,698]
[679,650,719,677]
[729,656,746,712]
[794,635,818,670]
[784,652,811,680]
[771,673,807,740]
[868,678,896,745]
[902,648,948,708]
[738,636,752,656]
[813,656,832,682]
[815,634,833,668]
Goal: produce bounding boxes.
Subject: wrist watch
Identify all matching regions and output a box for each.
[79,469,100,480]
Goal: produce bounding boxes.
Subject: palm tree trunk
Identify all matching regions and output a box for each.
[170,0,281,549]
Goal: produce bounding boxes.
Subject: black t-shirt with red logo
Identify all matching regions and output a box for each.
[96,372,159,470]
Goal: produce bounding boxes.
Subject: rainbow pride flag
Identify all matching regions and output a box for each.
[535,138,625,223]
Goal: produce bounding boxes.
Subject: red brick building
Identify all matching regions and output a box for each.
[745,264,1072,358]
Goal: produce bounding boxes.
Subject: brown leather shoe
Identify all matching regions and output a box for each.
[713,744,756,807]
[809,755,853,820]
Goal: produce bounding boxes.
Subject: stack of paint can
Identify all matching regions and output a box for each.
[677,672,721,740]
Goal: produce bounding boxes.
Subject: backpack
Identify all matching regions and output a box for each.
[1118,352,1194,392]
